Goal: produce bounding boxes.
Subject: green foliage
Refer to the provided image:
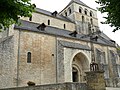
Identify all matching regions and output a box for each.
[0,0,35,28]
[96,0,120,32]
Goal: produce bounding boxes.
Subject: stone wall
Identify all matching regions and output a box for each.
[0,83,87,90]
[21,12,75,32]
[0,36,15,88]
[13,30,57,87]
[86,71,106,90]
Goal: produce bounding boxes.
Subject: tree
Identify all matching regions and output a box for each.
[0,0,35,29]
[96,0,120,32]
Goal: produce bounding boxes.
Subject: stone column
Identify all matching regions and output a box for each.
[85,71,106,90]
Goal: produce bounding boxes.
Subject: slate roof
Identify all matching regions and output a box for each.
[69,0,88,7]
[59,40,91,50]
[71,0,96,10]
[35,8,74,23]
[59,0,96,14]
[14,20,115,47]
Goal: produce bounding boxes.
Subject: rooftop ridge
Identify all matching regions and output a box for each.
[35,8,74,23]
[71,0,88,7]
[59,0,96,14]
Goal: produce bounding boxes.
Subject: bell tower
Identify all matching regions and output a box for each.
[59,0,99,35]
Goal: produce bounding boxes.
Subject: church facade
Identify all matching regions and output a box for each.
[0,0,120,89]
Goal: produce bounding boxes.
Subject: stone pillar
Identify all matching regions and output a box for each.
[85,71,106,90]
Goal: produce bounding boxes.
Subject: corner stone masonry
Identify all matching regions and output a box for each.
[86,71,106,90]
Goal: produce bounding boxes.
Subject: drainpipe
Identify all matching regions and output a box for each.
[17,29,21,86]
[55,36,58,83]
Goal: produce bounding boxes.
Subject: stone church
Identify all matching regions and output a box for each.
[0,0,120,89]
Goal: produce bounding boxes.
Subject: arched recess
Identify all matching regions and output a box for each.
[84,9,88,15]
[71,52,89,83]
[90,11,93,17]
[72,64,81,82]
[79,7,83,13]
[69,7,71,14]
[90,18,93,25]
[82,16,85,22]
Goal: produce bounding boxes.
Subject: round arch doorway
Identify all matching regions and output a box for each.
[72,52,89,83]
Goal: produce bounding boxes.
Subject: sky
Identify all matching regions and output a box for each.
[31,0,120,45]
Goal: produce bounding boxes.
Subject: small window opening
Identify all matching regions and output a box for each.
[27,52,31,63]
[65,12,67,16]
[48,20,50,25]
[64,24,66,29]
[84,10,87,15]
[69,8,71,14]
[79,8,82,13]
[90,12,92,17]
[72,67,79,82]
[82,16,85,22]
[90,18,93,25]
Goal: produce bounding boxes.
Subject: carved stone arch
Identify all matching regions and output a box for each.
[72,64,81,82]
[70,50,90,66]
[70,51,90,83]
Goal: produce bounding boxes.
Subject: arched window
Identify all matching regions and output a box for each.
[79,8,82,13]
[84,9,88,15]
[65,12,67,16]
[64,24,66,29]
[90,18,93,25]
[79,7,83,13]
[90,11,93,17]
[82,16,85,22]
[27,52,31,63]
[69,8,71,14]
[72,67,79,82]
[48,20,50,25]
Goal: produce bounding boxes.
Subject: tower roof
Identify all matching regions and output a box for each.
[59,0,96,14]
[69,0,88,7]
[72,0,96,10]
